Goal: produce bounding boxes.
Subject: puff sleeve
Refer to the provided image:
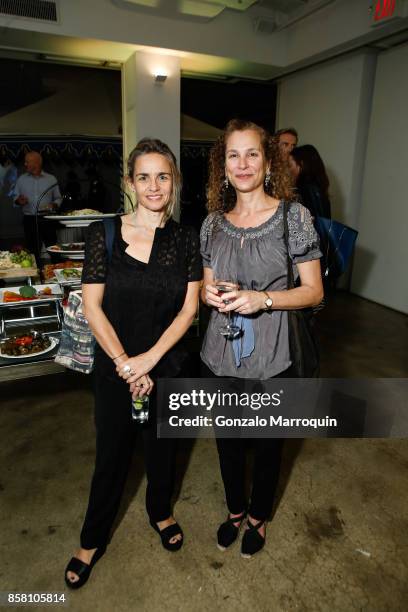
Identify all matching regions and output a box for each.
[287,202,322,264]
[200,213,217,268]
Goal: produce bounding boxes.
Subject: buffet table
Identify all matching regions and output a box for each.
[0,331,64,382]
[0,213,118,381]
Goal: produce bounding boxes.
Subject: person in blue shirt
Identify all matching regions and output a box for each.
[14,151,62,263]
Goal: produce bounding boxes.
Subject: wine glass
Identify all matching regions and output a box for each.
[215,279,241,339]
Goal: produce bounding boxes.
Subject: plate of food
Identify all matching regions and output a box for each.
[0,250,37,277]
[0,284,62,306]
[0,332,59,359]
[54,268,83,284]
[47,243,85,259]
[43,261,83,282]
[44,210,117,227]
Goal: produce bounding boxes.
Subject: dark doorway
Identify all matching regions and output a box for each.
[180,77,277,231]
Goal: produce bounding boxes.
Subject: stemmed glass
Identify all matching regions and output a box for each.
[215,279,241,339]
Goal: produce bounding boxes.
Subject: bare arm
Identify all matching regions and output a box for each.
[82,283,127,362]
[202,260,323,315]
[117,280,201,384]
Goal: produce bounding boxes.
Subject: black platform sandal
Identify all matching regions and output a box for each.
[64,546,106,590]
[241,519,266,558]
[217,511,246,551]
[150,520,183,552]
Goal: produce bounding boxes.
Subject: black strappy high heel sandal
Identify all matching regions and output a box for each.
[150,519,183,552]
[241,519,266,558]
[64,545,106,590]
[217,511,247,551]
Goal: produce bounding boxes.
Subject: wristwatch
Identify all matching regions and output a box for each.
[262,291,273,311]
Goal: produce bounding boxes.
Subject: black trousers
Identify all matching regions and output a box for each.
[23,215,57,264]
[202,361,295,522]
[80,371,176,550]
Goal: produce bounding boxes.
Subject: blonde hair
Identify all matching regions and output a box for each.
[127,138,181,223]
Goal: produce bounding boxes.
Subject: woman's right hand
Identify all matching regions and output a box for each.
[204,283,224,309]
[130,374,154,400]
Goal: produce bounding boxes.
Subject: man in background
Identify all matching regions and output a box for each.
[275,127,298,159]
[14,151,61,263]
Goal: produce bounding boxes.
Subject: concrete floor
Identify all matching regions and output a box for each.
[0,292,407,612]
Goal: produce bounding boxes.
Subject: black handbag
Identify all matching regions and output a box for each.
[282,202,320,378]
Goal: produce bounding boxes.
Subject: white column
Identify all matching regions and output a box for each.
[122,51,181,216]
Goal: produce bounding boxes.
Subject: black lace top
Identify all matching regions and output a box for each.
[82,216,202,379]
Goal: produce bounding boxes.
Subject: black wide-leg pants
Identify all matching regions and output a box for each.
[202,361,294,522]
[80,370,176,550]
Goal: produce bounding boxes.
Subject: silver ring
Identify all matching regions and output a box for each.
[122,365,131,373]
[129,369,135,376]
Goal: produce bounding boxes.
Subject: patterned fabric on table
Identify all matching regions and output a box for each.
[54,290,95,374]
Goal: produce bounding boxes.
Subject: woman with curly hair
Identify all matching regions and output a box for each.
[200,119,323,558]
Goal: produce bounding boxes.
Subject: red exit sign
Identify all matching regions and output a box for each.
[374,0,396,21]
[371,0,408,25]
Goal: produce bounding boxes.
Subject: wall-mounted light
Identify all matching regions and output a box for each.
[154,73,167,83]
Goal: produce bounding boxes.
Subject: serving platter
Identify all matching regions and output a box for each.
[0,266,39,279]
[47,244,85,259]
[0,336,59,359]
[54,268,82,284]
[44,213,117,227]
[0,284,62,307]
[0,254,38,279]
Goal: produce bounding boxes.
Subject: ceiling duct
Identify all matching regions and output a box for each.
[253,16,277,34]
[0,0,58,22]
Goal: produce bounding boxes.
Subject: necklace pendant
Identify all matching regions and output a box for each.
[324,267,329,277]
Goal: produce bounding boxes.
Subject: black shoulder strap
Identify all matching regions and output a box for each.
[282,201,295,290]
[103,217,115,263]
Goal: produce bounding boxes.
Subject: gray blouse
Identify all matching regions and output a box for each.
[200,201,322,379]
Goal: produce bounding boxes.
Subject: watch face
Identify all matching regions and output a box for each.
[265,298,273,308]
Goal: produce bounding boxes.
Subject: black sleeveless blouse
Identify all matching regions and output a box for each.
[81,216,202,379]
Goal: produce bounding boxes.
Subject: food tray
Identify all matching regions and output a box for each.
[54,268,82,285]
[0,284,62,307]
[0,336,59,359]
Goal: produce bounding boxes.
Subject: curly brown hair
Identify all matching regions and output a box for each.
[207,119,294,213]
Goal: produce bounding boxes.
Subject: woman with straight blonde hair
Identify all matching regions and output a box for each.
[65,138,202,588]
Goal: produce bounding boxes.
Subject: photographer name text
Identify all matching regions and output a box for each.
[168,415,338,429]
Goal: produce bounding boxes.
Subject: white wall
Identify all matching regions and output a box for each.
[122,51,181,216]
[351,43,408,313]
[277,51,377,228]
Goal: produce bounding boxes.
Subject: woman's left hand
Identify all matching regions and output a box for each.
[220,290,265,315]
[116,352,157,384]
